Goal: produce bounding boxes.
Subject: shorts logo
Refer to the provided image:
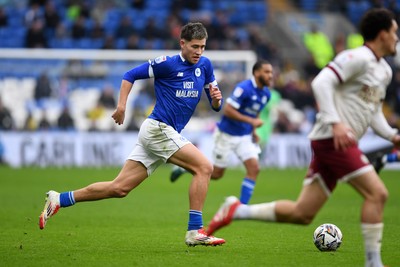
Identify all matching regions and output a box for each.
[195,68,201,77]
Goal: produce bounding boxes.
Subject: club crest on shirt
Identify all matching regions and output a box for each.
[195,68,201,77]
[335,53,352,69]
[233,87,243,97]
[358,85,382,104]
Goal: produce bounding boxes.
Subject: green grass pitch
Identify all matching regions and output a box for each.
[0,166,399,266]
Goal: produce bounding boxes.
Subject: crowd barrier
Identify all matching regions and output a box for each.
[0,131,397,169]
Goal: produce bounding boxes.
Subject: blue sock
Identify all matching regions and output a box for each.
[240,177,256,204]
[59,191,76,207]
[387,152,398,163]
[188,210,203,231]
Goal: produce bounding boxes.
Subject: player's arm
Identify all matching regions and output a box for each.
[370,105,399,145]
[112,62,151,125]
[313,49,365,125]
[311,67,356,150]
[223,103,263,128]
[252,114,262,143]
[311,68,341,125]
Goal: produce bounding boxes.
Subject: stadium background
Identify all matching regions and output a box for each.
[0,0,399,168]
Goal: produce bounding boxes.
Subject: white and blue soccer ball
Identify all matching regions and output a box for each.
[313,223,343,252]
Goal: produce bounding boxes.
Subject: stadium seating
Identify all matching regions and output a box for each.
[1,0,397,133]
[347,1,372,26]
[0,0,267,50]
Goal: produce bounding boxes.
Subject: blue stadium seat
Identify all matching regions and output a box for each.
[347,1,371,25]
[8,16,24,27]
[49,38,74,49]
[145,0,171,9]
[115,38,127,49]
[200,0,213,11]
[300,0,318,12]
[74,38,93,49]
[90,39,104,49]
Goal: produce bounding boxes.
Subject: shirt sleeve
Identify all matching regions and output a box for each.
[327,50,367,83]
[123,62,151,83]
[311,50,368,125]
[203,57,222,111]
[203,57,216,85]
[149,55,172,79]
[226,86,247,110]
[311,67,341,124]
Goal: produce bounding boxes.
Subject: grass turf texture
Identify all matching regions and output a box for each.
[0,166,399,267]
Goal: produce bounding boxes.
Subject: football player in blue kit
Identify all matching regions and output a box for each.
[38,22,226,247]
[171,60,273,204]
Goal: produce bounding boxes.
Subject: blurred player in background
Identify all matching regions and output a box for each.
[255,86,281,164]
[205,8,400,267]
[38,22,226,247]
[170,60,273,204]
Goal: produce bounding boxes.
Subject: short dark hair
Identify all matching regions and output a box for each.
[360,8,395,41]
[252,59,270,74]
[180,22,208,41]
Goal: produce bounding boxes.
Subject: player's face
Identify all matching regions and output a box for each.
[256,64,274,87]
[383,19,398,56]
[180,38,206,64]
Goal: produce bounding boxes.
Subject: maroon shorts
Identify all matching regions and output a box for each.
[305,138,373,194]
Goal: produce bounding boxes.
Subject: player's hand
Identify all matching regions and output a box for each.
[112,106,126,125]
[209,84,222,108]
[252,132,260,143]
[332,122,357,151]
[209,84,222,101]
[391,134,400,148]
[251,118,264,128]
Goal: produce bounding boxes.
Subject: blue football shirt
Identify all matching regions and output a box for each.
[218,78,271,136]
[123,53,221,133]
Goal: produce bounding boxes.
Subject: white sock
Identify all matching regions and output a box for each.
[235,202,276,221]
[361,223,384,267]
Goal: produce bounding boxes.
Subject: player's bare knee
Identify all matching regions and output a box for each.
[211,169,224,180]
[247,165,260,178]
[194,161,213,177]
[367,187,389,204]
[376,187,389,204]
[114,188,130,198]
[298,215,314,225]
[294,211,314,225]
[110,183,130,198]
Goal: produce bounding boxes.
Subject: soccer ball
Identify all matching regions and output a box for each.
[313,223,343,251]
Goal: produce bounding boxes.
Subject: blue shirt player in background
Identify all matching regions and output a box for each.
[38,22,226,247]
[171,60,273,204]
